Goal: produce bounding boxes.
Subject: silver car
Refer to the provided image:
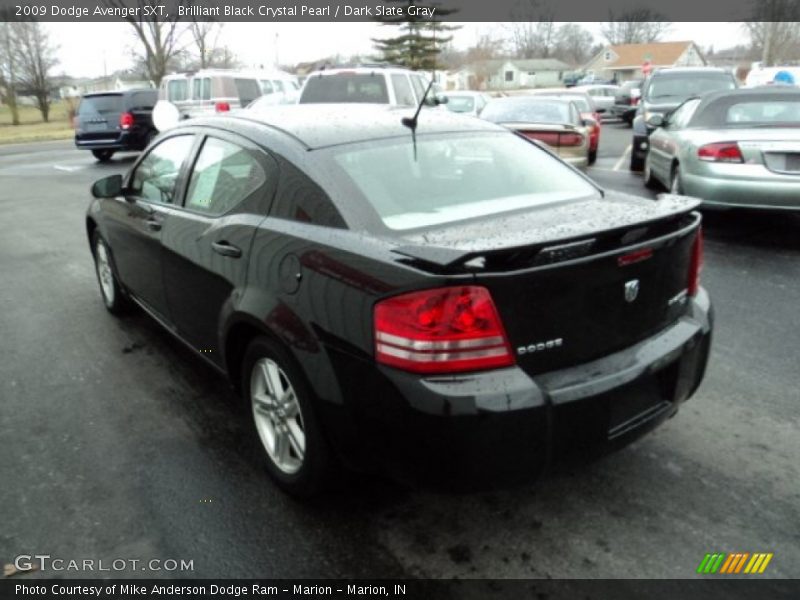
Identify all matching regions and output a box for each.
[644,87,800,210]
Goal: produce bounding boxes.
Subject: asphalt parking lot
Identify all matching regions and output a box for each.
[1,128,798,583]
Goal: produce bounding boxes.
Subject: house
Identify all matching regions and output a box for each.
[449,58,572,91]
[583,41,706,82]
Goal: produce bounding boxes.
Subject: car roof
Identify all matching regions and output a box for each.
[83,88,155,97]
[305,67,418,78]
[651,67,732,76]
[527,88,591,96]
[698,86,800,102]
[187,104,503,150]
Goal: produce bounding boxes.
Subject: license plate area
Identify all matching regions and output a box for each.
[85,122,108,133]
[607,364,677,439]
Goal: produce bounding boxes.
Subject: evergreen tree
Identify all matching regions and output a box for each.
[372,1,459,71]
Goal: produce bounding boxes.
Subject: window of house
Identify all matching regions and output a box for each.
[505,71,514,82]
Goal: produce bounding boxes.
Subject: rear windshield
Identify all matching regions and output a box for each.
[646,73,736,102]
[724,99,800,126]
[546,95,590,112]
[234,78,261,106]
[482,100,573,124]
[447,96,476,113]
[78,95,122,116]
[300,73,390,104]
[326,132,597,231]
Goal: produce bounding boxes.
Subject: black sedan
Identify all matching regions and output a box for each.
[86,105,712,496]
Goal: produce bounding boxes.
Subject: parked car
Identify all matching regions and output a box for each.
[630,68,738,171]
[74,89,158,162]
[444,91,491,117]
[252,69,301,105]
[481,96,591,168]
[157,69,263,121]
[575,84,619,114]
[524,88,603,164]
[298,65,434,106]
[610,79,644,126]
[86,105,711,496]
[643,87,800,210]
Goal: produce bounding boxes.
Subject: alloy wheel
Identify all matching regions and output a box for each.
[95,240,115,306]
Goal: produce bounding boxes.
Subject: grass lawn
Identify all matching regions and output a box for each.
[0,101,75,145]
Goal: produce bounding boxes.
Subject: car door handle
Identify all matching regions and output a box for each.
[145,217,162,231]
[211,240,242,258]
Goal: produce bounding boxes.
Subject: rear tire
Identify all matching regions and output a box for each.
[588,149,597,165]
[242,336,335,498]
[91,232,130,315]
[91,149,114,162]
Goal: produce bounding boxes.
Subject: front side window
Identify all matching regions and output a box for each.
[260,80,274,94]
[327,132,597,231]
[184,137,266,215]
[391,74,416,106]
[234,78,261,106]
[130,135,195,205]
[668,98,702,128]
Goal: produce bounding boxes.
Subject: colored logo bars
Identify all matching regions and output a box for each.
[697,552,774,574]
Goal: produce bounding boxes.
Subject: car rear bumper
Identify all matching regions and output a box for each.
[682,170,800,211]
[611,105,635,120]
[562,154,589,169]
[321,289,713,487]
[74,130,145,152]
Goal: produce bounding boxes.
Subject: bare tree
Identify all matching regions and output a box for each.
[743,1,800,65]
[0,20,20,125]
[554,23,595,66]
[104,0,188,86]
[505,0,558,59]
[601,10,672,45]
[9,22,58,122]
[189,20,223,69]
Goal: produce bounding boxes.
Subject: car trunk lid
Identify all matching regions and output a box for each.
[394,193,702,375]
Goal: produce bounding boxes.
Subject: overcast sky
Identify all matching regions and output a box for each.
[45,21,745,78]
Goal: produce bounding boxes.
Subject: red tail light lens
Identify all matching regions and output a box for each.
[374,286,514,374]
[215,101,231,113]
[697,142,743,163]
[630,96,640,106]
[559,132,584,147]
[119,112,134,130]
[687,228,703,297]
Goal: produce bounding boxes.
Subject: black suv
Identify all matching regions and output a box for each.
[74,89,158,162]
[610,79,643,125]
[629,68,737,171]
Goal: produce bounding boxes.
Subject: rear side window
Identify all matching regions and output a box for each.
[167,80,188,102]
[391,74,415,106]
[78,95,122,116]
[234,78,261,106]
[128,91,156,111]
[725,100,800,125]
[300,74,389,104]
[192,78,211,101]
[131,135,195,205]
[269,157,346,228]
[272,80,284,93]
[185,137,266,215]
[260,80,274,94]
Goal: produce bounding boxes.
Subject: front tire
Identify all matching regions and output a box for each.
[643,155,660,189]
[242,337,334,497]
[91,232,130,315]
[671,164,684,195]
[91,149,115,162]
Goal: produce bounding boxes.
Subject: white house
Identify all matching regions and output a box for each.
[447,58,572,91]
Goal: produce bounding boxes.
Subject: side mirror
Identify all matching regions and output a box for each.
[91,174,123,199]
[434,94,448,105]
[582,118,597,128]
[646,113,664,128]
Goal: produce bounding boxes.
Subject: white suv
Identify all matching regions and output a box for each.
[299,66,434,106]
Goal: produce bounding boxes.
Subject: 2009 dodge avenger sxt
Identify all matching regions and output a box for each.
[86,105,712,496]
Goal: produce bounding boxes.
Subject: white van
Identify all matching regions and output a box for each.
[158,69,263,120]
[251,69,301,105]
[745,66,800,87]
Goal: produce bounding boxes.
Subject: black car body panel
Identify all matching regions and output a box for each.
[610,80,643,123]
[86,106,712,486]
[74,89,157,153]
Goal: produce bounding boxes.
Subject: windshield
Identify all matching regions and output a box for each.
[300,73,389,104]
[446,96,476,113]
[78,95,122,116]
[482,100,574,125]
[647,73,735,101]
[327,132,597,231]
[540,94,590,112]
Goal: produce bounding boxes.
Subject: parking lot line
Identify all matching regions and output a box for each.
[614,145,631,171]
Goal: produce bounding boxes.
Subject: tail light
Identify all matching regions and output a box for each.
[630,96,640,106]
[687,228,703,297]
[520,131,583,148]
[119,112,134,130]
[374,286,514,374]
[215,101,230,113]
[697,142,743,163]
